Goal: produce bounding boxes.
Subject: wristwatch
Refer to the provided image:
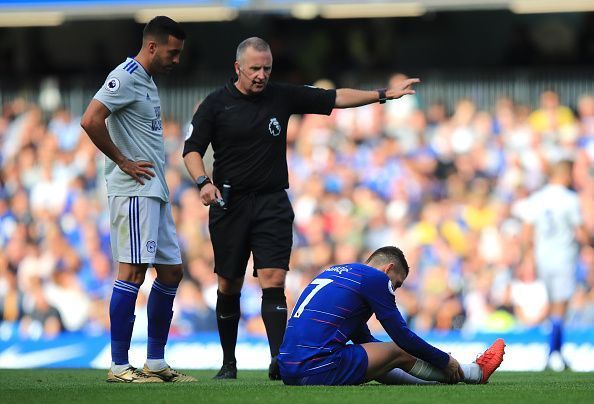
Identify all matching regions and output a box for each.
[196,175,212,190]
[378,88,388,104]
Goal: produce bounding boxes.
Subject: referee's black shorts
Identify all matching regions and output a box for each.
[209,190,294,279]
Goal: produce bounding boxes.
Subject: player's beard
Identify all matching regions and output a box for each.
[153,54,174,75]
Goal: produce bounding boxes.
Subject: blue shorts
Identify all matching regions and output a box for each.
[282,344,368,386]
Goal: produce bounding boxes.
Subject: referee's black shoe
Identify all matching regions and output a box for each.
[269,356,281,381]
[213,361,237,379]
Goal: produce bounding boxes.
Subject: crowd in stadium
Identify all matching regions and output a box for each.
[1,83,593,340]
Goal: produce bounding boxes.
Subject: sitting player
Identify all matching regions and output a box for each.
[278,246,505,386]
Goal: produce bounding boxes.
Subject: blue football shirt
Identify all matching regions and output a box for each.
[279,263,449,377]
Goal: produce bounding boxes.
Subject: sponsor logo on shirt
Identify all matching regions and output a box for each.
[268,117,281,136]
[326,265,350,274]
[152,106,162,131]
[151,120,162,131]
[105,77,120,93]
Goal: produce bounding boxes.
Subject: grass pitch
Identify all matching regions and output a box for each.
[1,370,592,403]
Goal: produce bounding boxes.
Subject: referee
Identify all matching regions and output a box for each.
[182,37,419,380]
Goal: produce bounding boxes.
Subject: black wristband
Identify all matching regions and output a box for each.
[196,175,212,190]
[378,88,388,104]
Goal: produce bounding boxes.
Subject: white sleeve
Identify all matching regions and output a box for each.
[512,196,535,223]
[93,69,135,113]
[567,194,583,227]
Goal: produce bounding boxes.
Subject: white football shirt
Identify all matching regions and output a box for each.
[94,58,168,202]
[524,184,583,270]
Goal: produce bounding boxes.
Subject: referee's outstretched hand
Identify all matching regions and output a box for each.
[386,78,421,100]
[119,159,155,185]
[199,183,222,206]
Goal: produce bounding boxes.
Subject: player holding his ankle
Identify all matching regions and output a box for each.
[278,246,505,386]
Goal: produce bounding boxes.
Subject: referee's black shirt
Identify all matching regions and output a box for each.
[183,80,336,195]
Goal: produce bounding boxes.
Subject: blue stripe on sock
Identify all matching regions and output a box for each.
[114,280,139,293]
[110,280,140,365]
[114,281,139,294]
[152,283,177,296]
[114,285,138,295]
[153,279,178,294]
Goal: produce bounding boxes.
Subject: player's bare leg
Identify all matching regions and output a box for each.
[362,339,505,385]
[362,342,435,385]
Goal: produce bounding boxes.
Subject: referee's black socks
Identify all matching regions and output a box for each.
[216,290,241,364]
[261,287,287,358]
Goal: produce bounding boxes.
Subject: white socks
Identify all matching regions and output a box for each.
[145,358,168,371]
[460,363,481,383]
[112,359,168,373]
[111,362,131,374]
[377,368,438,385]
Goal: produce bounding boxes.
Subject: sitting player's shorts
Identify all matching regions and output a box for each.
[109,196,182,265]
[281,344,368,386]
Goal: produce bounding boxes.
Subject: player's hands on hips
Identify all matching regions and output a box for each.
[119,159,155,185]
[200,183,222,206]
[444,355,464,384]
[387,78,421,100]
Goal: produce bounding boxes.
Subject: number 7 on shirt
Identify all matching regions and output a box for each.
[292,279,333,318]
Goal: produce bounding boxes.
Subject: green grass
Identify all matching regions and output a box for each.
[1,370,592,403]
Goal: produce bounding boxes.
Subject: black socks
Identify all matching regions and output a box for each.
[216,290,241,364]
[261,287,287,358]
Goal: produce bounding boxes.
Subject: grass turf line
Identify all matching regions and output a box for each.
[1,370,592,403]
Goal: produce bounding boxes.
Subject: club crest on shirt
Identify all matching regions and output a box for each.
[146,240,156,254]
[268,117,281,137]
[105,77,120,93]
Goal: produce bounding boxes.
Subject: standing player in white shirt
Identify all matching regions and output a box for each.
[81,16,195,383]
[522,160,590,371]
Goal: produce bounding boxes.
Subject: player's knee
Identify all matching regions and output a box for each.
[156,265,183,286]
[218,276,243,294]
[390,344,416,369]
[118,263,148,284]
[258,269,286,288]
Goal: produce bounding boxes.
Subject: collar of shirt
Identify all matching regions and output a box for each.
[225,77,269,100]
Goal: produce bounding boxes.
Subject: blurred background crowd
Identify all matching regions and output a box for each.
[1,78,593,340]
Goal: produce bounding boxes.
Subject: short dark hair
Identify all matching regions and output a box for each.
[236,37,270,61]
[365,246,410,276]
[143,16,186,43]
